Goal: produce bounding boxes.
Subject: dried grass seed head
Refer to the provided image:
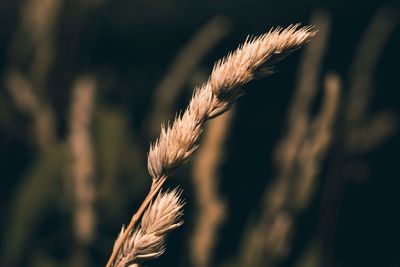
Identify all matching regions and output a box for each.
[114,189,184,267]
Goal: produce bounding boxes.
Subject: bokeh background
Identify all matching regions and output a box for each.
[1,0,399,267]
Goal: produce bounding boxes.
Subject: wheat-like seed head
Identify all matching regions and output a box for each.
[210,25,314,96]
[113,189,184,267]
[148,24,316,181]
[109,24,316,267]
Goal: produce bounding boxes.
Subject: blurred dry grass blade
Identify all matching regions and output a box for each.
[317,6,399,265]
[262,72,340,266]
[346,6,398,125]
[275,10,331,172]
[146,16,232,137]
[1,0,64,266]
[234,10,332,267]
[107,25,316,267]
[190,109,234,267]
[113,190,184,267]
[346,6,399,151]
[5,70,56,150]
[294,73,341,208]
[20,0,61,89]
[68,76,97,266]
[348,111,398,152]
[5,0,61,149]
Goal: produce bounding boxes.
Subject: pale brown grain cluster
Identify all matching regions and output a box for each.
[107,24,316,267]
[147,24,316,181]
[113,190,184,267]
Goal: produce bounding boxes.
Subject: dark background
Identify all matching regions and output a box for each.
[0,0,399,267]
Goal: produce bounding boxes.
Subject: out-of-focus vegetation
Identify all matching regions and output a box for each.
[0,0,399,267]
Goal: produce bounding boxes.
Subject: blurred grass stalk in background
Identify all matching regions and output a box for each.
[231,9,338,267]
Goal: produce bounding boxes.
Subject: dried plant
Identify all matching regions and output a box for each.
[68,76,97,266]
[237,72,340,267]
[5,0,61,150]
[190,109,234,267]
[113,190,184,267]
[345,6,398,151]
[19,0,61,89]
[317,6,399,265]
[1,1,61,265]
[234,10,335,267]
[106,24,316,267]
[5,70,56,150]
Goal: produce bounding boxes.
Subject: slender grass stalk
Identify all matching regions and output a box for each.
[106,24,316,267]
[191,109,234,267]
[68,76,96,267]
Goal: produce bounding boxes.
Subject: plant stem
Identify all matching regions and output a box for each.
[105,176,167,267]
